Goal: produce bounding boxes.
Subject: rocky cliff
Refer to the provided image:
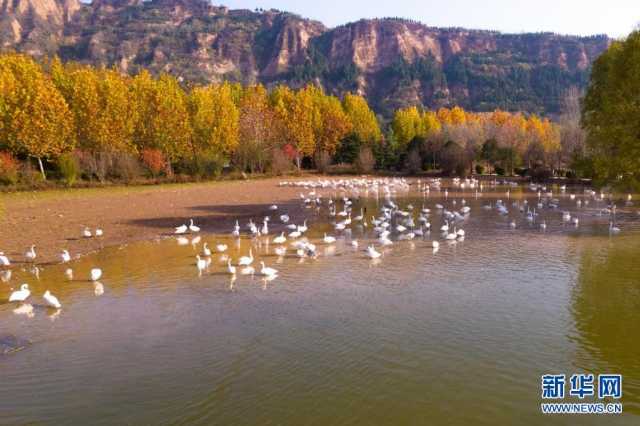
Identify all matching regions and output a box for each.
[0,0,610,115]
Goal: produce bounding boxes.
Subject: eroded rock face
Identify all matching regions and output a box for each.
[0,2,610,114]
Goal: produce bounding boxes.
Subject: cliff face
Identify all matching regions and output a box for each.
[0,1,610,115]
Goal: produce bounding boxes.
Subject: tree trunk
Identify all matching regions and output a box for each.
[37,157,46,180]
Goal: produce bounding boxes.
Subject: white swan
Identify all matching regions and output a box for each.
[227,259,236,275]
[269,204,278,211]
[240,266,255,275]
[238,249,254,266]
[280,214,290,223]
[0,252,10,266]
[202,243,211,256]
[216,243,228,253]
[289,229,302,238]
[323,233,336,244]
[540,221,547,230]
[90,268,102,281]
[232,220,240,237]
[440,222,449,232]
[298,220,308,233]
[366,245,382,259]
[175,224,187,234]
[273,232,287,244]
[456,228,465,237]
[95,228,103,237]
[196,255,207,271]
[83,227,92,238]
[25,245,36,262]
[43,290,61,309]
[9,284,30,302]
[259,261,278,277]
[189,219,200,233]
[431,240,440,248]
[609,222,621,233]
[60,250,71,263]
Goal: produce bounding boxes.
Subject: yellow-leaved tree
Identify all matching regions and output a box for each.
[0,54,74,178]
[342,93,381,144]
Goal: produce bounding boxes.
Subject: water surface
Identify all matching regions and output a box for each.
[1,181,639,425]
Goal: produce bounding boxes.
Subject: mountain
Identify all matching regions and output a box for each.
[0,0,610,116]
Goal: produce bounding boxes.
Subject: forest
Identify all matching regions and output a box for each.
[0,53,587,188]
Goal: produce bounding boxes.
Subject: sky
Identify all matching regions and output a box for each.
[220,0,638,38]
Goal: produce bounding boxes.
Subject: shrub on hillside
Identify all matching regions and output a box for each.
[0,152,19,185]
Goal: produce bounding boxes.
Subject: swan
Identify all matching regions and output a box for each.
[366,245,382,259]
[456,228,465,237]
[95,228,103,237]
[540,221,547,230]
[353,208,364,221]
[609,222,621,233]
[396,224,407,233]
[240,266,255,275]
[196,255,207,271]
[175,224,187,234]
[0,252,10,266]
[259,261,278,277]
[227,259,236,275]
[90,268,102,281]
[202,243,211,256]
[273,232,287,244]
[269,204,278,211]
[232,220,240,237]
[189,219,200,233]
[9,284,30,302]
[94,282,104,296]
[25,245,36,262]
[60,250,71,263]
[261,219,269,235]
[238,249,253,266]
[509,220,516,228]
[323,233,336,244]
[432,240,440,248]
[351,240,359,248]
[216,243,228,253]
[83,227,92,238]
[43,290,61,309]
[572,217,579,226]
[280,214,290,223]
[440,222,449,232]
[289,229,302,238]
[298,220,308,233]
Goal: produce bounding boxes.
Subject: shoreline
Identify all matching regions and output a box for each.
[0,177,313,265]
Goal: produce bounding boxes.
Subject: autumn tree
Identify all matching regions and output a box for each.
[0,54,74,178]
[342,93,381,144]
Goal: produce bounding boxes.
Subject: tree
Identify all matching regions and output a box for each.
[558,86,586,170]
[343,93,381,144]
[131,72,191,161]
[314,94,352,156]
[189,82,239,158]
[582,31,640,189]
[0,54,74,178]
[236,84,276,172]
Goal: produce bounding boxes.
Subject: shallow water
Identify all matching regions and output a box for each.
[1,181,639,425]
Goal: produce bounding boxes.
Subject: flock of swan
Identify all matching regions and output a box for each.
[1,176,636,316]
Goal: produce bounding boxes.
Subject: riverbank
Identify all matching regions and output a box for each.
[0,177,312,265]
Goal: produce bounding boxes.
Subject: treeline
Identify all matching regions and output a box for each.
[582,29,640,191]
[0,53,582,187]
[388,105,572,178]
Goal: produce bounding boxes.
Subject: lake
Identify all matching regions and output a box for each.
[1,179,639,425]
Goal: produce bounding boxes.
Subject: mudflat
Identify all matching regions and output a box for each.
[0,178,310,264]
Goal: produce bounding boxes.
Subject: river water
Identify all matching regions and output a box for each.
[1,180,639,425]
